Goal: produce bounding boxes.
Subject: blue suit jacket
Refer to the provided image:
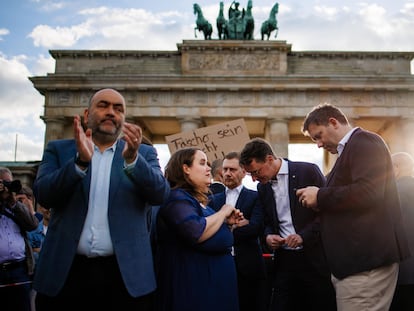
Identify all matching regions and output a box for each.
[209,187,266,279]
[33,139,170,297]
[258,160,331,277]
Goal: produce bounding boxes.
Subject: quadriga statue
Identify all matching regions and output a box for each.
[194,1,279,40]
[217,0,254,40]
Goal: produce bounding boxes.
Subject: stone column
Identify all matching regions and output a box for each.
[42,117,67,142]
[265,118,289,158]
[178,117,202,132]
[399,118,414,156]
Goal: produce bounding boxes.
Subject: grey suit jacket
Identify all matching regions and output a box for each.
[33,139,170,297]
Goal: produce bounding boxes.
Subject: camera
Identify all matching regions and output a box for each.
[0,180,22,193]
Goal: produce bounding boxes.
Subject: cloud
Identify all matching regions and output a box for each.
[39,1,67,12]
[400,2,414,16]
[0,28,10,41]
[29,23,93,48]
[28,6,191,50]
[0,129,45,162]
[0,54,45,161]
[27,3,414,52]
[358,3,392,37]
[279,2,414,51]
[314,5,339,21]
[354,3,414,49]
[30,53,55,76]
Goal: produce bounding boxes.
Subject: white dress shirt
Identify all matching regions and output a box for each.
[271,158,301,250]
[225,184,243,207]
[77,144,116,257]
[337,127,358,156]
[272,159,295,238]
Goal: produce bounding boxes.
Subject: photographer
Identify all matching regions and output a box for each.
[0,166,38,311]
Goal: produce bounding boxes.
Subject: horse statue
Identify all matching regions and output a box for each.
[243,0,254,40]
[217,2,228,39]
[193,3,212,40]
[261,2,279,40]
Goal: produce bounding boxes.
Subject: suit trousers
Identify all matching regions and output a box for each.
[35,255,154,311]
[0,260,31,311]
[271,248,336,311]
[237,273,266,311]
[390,283,414,311]
[332,262,398,311]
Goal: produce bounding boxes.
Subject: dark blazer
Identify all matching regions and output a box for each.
[396,176,414,284]
[318,128,410,279]
[209,187,266,279]
[209,182,226,194]
[32,139,170,297]
[257,160,330,277]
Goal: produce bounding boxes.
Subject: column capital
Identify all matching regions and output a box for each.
[267,117,289,124]
[42,116,69,142]
[177,117,203,132]
[41,116,67,123]
[177,116,202,123]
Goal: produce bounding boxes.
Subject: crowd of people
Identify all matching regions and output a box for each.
[1,89,413,311]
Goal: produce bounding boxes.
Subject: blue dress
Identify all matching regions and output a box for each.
[155,188,239,311]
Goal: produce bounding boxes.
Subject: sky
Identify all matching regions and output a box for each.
[1,0,414,173]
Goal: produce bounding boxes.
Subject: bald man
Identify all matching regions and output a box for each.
[33,88,170,310]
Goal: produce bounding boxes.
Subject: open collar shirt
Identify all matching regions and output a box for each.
[271,158,296,240]
[77,143,116,257]
[337,127,358,156]
[225,184,243,207]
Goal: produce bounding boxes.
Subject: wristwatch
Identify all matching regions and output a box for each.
[75,154,90,168]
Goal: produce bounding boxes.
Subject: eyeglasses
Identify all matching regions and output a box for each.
[246,162,265,177]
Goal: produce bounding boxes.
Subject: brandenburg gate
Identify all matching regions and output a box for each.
[29,39,414,172]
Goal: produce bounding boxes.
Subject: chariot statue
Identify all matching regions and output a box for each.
[216,0,254,40]
[193,1,279,41]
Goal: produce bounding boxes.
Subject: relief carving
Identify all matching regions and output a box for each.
[80,92,91,106]
[187,53,281,72]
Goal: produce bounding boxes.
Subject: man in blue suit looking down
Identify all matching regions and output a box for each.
[240,138,336,311]
[33,88,170,311]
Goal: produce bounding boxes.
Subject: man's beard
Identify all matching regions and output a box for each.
[92,122,122,142]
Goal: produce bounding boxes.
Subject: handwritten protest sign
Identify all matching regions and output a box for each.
[165,118,250,161]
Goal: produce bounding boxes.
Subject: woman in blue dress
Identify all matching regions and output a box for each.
[155,147,243,311]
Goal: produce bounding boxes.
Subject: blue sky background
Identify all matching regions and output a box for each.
[0,0,413,172]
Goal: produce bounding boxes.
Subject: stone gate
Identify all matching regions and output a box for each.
[29,40,414,173]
